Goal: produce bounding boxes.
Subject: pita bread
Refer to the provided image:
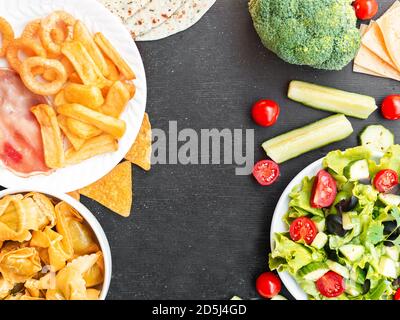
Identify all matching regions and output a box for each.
[378,6,400,71]
[136,0,216,41]
[98,0,150,22]
[125,0,184,38]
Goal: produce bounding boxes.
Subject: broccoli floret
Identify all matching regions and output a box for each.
[249,0,361,70]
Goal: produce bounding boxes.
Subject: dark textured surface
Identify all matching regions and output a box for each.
[80,0,399,300]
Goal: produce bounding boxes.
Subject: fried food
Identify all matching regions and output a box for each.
[57,115,86,151]
[101,81,130,118]
[0,17,14,57]
[57,103,126,139]
[105,57,120,81]
[21,57,68,95]
[66,118,102,140]
[64,83,104,110]
[6,38,46,73]
[54,90,68,107]
[31,104,64,169]
[94,32,135,80]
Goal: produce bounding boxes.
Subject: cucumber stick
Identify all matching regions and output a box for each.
[288,81,377,119]
[262,114,353,164]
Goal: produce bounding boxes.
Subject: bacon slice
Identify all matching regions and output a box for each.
[0,69,50,175]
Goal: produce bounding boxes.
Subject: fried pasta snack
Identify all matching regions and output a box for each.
[0,193,104,300]
[0,17,14,57]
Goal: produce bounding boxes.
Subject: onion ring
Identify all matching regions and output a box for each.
[39,11,75,56]
[21,57,68,96]
[6,38,46,73]
[0,17,15,57]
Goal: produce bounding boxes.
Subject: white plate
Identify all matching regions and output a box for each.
[0,0,147,193]
[270,157,324,300]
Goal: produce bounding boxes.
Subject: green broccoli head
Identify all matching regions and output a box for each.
[249,0,361,70]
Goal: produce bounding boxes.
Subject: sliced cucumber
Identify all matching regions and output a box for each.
[343,159,370,182]
[262,114,354,164]
[342,213,353,231]
[339,244,365,262]
[311,232,328,249]
[271,295,287,300]
[360,125,394,154]
[378,256,398,278]
[231,296,243,300]
[350,267,366,284]
[384,246,399,262]
[288,80,377,119]
[298,262,329,281]
[326,260,350,279]
[379,194,400,207]
[311,216,325,232]
[345,280,363,297]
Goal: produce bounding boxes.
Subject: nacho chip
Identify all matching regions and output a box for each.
[79,161,132,217]
[67,191,80,201]
[125,113,152,171]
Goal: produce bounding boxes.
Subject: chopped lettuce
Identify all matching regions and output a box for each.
[369,145,400,176]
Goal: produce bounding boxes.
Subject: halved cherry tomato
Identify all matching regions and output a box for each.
[394,288,400,300]
[311,170,337,208]
[252,160,280,186]
[289,217,317,245]
[316,271,345,298]
[251,99,280,127]
[374,169,399,193]
[382,95,400,120]
[353,0,378,20]
[256,272,281,299]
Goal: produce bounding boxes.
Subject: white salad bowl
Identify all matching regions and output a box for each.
[0,188,112,300]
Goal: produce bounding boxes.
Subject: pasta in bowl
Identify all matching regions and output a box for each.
[0,189,111,300]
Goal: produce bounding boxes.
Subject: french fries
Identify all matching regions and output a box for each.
[94,32,135,80]
[101,81,130,118]
[66,118,102,140]
[31,104,64,168]
[64,83,104,110]
[57,115,86,151]
[61,41,111,88]
[57,103,126,139]
[73,21,109,78]
[65,134,118,165]
[105,58,120,81]
[54,90,68,107]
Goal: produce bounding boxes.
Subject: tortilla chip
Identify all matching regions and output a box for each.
[125,113,151,171]
[67,191,80,201]
[79,161,132,217]
[377,6,400,71]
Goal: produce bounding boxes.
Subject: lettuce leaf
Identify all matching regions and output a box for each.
[289,177,323,217]
[369,145,400,176]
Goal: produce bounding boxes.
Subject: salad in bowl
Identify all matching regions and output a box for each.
[270,125,400,300]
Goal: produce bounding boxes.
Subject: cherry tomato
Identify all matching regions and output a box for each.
[394,288,400,300]
[382,95,400,120]
[374,169,399,193]
[311,170,337,208]
[353,0,379,20]
[252,160,280,186]
[256,272,281,299]
[289,217,318,244]
[316,271,345,298]
[251,99,280,127]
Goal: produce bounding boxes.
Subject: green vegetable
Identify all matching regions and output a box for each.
[262,114,353,164]
[289,177,324,217]
[360,125,394,154]
[288,81,377,119]
[327,260,350,279]
[298,262,329,281]
[343,159,370,182]
[248,0,361,70]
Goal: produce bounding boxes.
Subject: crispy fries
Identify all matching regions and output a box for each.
[57,104,126,139]
[61,41,111,88]
[6,38,46,73]
[0,17,15,57]
[104,58,120,81]
[73,21,109,77]
[54,90,68,107]
[65,134,118,165]
[31,105,64,169]
[57,115,86,151]
[66,118,102,140]
[64,83,104,110]
[101,81,130,118]
[94,32,135,80]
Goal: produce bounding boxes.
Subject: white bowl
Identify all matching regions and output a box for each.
[0,188,112,300]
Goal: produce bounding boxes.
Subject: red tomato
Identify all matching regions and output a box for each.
[251,100,280,127]
[256,272,281,299]
[311,170,337,208]
[394,288,400,300]
[382,95,400,120]
[353,0,378,20]
[252,160,280,186]
[316,271,345,298]
[289,217,318,245]
[374,169,399,193]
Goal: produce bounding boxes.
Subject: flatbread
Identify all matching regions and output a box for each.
[378,6,400,71]
[136,0,216,41]
[98,0,150,22]
[354,24,400,81]
[125,0,184,38]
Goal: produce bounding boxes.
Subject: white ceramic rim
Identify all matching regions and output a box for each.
[0,188,112,300]
[0,0,147,193]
